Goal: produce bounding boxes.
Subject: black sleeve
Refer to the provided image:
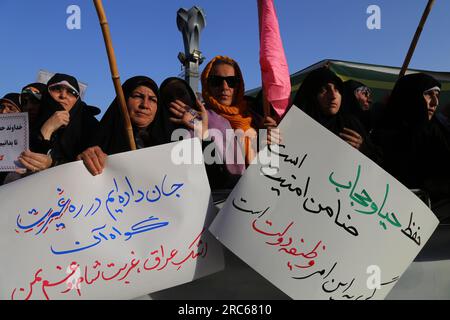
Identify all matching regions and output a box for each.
[346,115,384,165]
[201,139,241,191]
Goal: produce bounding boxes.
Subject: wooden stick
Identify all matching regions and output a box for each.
[93,0,136,150]
[399,0,436,78]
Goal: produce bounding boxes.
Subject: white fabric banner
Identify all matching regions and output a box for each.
[210,106,439,300]
[0,138,224,300]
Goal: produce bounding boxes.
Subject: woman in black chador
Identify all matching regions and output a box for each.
[371,73,450,202]
[292,67,381,163]
[24,73,100,171]
[78,76,173,175]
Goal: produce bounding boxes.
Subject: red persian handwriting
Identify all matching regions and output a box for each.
[252,216,326,271]
[11,229,208,300]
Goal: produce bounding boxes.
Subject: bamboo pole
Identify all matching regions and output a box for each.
[93,0,136,150]
[399,0,436,78]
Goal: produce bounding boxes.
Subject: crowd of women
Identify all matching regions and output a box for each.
[1,56,450,219]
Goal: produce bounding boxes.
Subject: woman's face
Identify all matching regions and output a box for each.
[423,89,439,120]
[0,101,20,114]
[49,85,78,111]
[127,85,158,128]
[354,87,372,111]
[165,80,193,106]
[208,63,238,106]
[21,94,41,122]
[316,83,342,116]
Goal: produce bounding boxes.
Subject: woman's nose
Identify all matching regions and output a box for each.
[59,89,67,99]
[328,89,338,99]
[140,97,151,109]
[431,95,439,107]
[221,79,230,90]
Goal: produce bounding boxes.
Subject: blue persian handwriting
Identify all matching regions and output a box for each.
[105,175,184,221]
[15,175,184,235]
[329,165,402,231]
[16,188,94,235]
[16,188,72,235]
[50,216,169,255]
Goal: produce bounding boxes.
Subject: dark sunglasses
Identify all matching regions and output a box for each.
[207,75,240,89]
[49,85,79,98]
[20,93,41,105]
[21,88,42,101]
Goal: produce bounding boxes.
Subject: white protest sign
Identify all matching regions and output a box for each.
[0,112,29,172]
[0,138,224,300]
[209,106,439,300]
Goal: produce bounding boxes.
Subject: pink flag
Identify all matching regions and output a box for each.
[258,0,291,117]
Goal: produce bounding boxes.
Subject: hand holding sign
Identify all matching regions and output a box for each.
[18,150,52,173]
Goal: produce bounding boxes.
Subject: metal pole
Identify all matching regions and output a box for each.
[177,6,206,94]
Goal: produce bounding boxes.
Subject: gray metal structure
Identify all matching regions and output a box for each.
[177,6,206,94]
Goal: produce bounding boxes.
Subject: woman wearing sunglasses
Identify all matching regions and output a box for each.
[200,56,262,166]
[168,56,262,168]
[179,55,279,168]
[18,73,100,173]
[20,82,47,125]
[162,76,245,189]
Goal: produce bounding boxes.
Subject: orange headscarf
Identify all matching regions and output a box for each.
[201,56,257,165]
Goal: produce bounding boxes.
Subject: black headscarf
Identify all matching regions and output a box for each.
[31,73,100,164]
[385,73,441,130]
[21,83,47,100]
[292,67,381,162]
[0,93,22,111]
[294,67,342,112]
[371,73,449,194]
[160,77,196,107]
[342,80,367,112]
[20,83,47,124]
[158,77,195,133]
[292,67,361,134]
[342,80,372,132]
[93,76,172,155]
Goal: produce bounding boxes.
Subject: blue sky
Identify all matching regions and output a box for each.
[1,0,450,117]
